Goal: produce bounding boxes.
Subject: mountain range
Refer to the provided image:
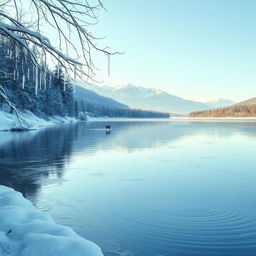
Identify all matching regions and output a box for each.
[73,84,170,118]
[234,97,256,106]
[205,99,235,109]
[189,97,256,118]
[76,82,235,115]
[74,84,128,108]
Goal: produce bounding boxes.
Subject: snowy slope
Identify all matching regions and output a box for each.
[0,110,76,131]
[74,84,128,108]
[0,185,103,256]
[77,82,211,115]
[205,99,235,108]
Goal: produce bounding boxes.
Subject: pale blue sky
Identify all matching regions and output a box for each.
[89,0,256,102]
[21,0,256,102]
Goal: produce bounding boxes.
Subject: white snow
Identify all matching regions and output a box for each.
[0,110,77,131]
[0,20,82,67]
[0,186,103,256]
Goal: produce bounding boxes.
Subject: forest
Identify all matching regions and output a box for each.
[0,37,169,119]
[189,105,256,118]
[0,37,76,117]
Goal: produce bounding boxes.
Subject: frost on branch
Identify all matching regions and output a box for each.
[0,0,117,81]
[0,84,28,129]
[0,0,117,128]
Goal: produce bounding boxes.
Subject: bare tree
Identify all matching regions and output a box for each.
[0,84,28,129]
[0,0,118,128]
[0,0,117,85]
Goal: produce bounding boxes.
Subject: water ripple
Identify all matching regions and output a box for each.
[122,202,256,254]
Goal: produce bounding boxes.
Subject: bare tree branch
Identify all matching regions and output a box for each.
[0,0,120,82]
[0,84,28,129]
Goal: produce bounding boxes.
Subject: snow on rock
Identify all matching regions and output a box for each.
[0,110,76,131]
[0,186,103,256]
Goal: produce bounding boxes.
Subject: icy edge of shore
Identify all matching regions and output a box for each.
[0,109,77,131]
[0,186,103,256]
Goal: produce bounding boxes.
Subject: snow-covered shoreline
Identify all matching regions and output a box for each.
[0,186,103,256]
[2,109,255,132]
[86,116,256,122]
[0,110,77,131]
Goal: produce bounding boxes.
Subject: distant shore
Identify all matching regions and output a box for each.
[1,110,256,132]
[179,116,256,120]
[87,116,256,122]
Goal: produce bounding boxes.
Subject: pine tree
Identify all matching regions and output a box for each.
[61,79,75,117]
[45,67,64,116]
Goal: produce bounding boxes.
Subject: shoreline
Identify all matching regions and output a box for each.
[87,116,256,122]
[183,117,256,120]
[0,109,77,132]
[0,186,103,256]
[1,109,256,132]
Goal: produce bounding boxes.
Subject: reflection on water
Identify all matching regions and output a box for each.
[0,124,79,199]
[1,120,256,256]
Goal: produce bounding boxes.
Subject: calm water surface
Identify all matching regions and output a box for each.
[1,120,256,256]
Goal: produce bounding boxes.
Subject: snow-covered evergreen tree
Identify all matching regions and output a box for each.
[0,38,76,117]
[0,0,116,127]
[62,81,75,117]
[44,67,64,116]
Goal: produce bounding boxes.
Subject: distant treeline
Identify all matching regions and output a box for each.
[189,104,256,118]
[0,37,169,119]
[78,101,170,118]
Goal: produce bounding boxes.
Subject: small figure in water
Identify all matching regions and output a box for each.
[105,124,111,130]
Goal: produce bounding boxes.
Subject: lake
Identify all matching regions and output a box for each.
[1,119,256,256]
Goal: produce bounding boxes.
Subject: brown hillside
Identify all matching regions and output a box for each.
[189,103,256,118]
[234,97,256,106]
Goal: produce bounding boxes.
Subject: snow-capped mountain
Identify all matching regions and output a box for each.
[76,82,211,115]
[205,99,235,109]
[74,84,128,108]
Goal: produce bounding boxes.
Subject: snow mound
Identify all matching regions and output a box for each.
[0,110,77,131]
[0,186,103,256]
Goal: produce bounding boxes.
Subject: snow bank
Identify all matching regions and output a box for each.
[0,110,76,131]
[0,186,103,256]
